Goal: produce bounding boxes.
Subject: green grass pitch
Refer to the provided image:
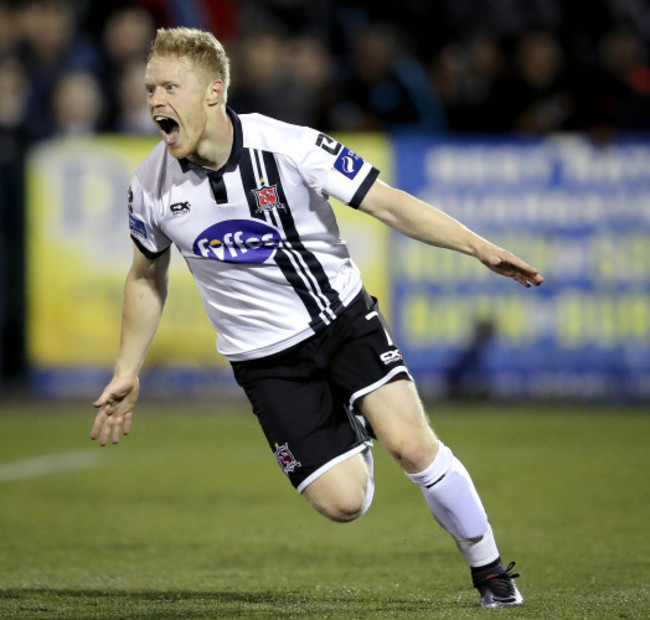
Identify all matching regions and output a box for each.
[0,400,648,618]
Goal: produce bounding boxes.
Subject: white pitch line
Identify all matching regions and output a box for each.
[0,450,104,483]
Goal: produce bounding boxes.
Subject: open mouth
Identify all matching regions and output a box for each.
[154,115,180,145]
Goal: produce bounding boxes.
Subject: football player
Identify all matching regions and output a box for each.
[92,27,542,608]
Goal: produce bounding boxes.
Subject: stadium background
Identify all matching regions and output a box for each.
[0,2,649,618]
[1,0,649,403]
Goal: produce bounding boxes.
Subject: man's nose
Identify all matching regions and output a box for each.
[150,87,165,107]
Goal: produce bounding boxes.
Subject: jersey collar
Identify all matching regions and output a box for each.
[178,106,243,178]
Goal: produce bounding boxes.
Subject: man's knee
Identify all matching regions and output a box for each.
[389,435,440,473]
[310,490,367,523]
[302,452,373,523]
[360,379,440,473]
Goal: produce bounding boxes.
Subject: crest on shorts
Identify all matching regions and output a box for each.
[253,184,285,213]
[274,443,302,474]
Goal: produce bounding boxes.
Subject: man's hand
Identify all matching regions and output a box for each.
[478,244,544,288]
[91,376,140,446]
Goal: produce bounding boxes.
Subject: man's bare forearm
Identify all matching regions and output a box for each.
[113,248,170,379]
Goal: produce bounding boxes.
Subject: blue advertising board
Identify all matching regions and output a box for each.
[391,136,650,401]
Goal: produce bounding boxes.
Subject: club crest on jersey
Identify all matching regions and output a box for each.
[252,184,284,213]
[193,219,281,263]
[334,147,364,179]
[274,443,302,474]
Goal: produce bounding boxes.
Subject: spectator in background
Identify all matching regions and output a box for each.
[1,0,649,141]
[0,57,26,136]
[445,317,496,401]
[14,0,101,142]
[431,36,508,133]
[437,0,562,43]
[573,25,650,137]
[113,60,159,135]
[239,0,331,41]
[0,1,19,58]
[287,36,339,129]
[101,6,156,69]
[98,5,156,132]
[228,32,291,119]
[51,71,104,136]
[493,30,576,133]
[228,31,336,127]
[334,23,446,133]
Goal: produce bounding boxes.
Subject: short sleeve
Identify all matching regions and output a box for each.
[296,129,380,209]
[127,174,171,259]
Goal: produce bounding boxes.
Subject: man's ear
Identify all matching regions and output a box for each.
[206,79,225,106]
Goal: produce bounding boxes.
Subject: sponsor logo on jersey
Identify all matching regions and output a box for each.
[274,443,302,474]
[127,186,134,213]
[252,184,284,213]
[170,201,191,216]
[193,219,281,263]
[334,147,364,179]
[128,213,147,239]
[316,132,342,155]
[380,349,403,365]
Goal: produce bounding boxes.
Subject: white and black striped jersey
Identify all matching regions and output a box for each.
[128,108,380,361]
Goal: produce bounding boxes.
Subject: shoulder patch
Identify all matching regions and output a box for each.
[334,147,364,179]
[128,213,148,239]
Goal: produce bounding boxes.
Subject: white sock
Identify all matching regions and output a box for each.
[456,525,500,567]
[406,442,500,566]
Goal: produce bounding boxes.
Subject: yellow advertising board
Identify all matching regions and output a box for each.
[27,134,391,379]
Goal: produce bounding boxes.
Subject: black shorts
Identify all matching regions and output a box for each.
[231,289,411,492]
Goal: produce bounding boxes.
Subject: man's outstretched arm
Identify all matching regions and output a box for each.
[91,244,170,446]
[359,179,544,288]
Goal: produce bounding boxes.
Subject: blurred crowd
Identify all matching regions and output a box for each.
[1,0,650,147]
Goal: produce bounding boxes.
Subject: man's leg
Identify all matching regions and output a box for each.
[232,342,377,525]
[359,378,523,607]
[301,449,374,522]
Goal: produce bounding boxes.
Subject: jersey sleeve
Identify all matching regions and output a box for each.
[296,129,380,209]
[127,174,171,259]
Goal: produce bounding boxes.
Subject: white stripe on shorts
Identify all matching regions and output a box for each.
[347,365,412,412]
[296,442,371,494]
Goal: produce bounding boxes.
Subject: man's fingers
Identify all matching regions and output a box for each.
[99,415,113,446]
[91,402,132,445]
[90,397,115,438]
[513,273,531,288]
[490,255,544,287]
[91,379,138,446]
[510,262,544,287]
[112,414,124,445]
[90,409,107,440]
[123,411,133,436]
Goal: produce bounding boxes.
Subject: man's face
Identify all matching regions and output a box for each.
[145,54,209,160]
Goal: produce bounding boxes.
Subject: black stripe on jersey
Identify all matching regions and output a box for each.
[261,150,343,317]
[274,249,331,331]
[207,171,228,204]
[257,151,338,326]
[131,235,170,260]
[207,108,244,204]
[349,166,380,209]
[238,148,326,324]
